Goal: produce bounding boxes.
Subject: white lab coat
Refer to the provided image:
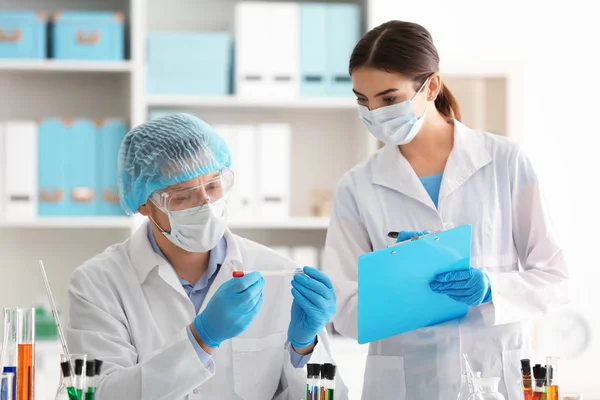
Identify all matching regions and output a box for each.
[322,121,569,400]
[67,223,348,400]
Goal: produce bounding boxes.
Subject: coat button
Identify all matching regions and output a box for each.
[193,388,199,394]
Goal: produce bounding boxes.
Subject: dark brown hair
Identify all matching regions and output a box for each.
[349,20,462,122]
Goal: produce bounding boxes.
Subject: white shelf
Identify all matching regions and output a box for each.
[0,60,133,73]
[0,216,329,230]
[146,95,357,110]
[228,217,330,230]
[0,217,134,229]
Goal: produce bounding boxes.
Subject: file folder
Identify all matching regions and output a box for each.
[358,225,472,344]
[300,3,328,97]
[68,119,97,216]
[5,121,37,220]
[214,124,246,220]
[257,124,291,218]
[38,119,68,216]
[327,4,360,97]
[235,125,258,218]
[98,119,127,216]
[268,2,300,99]
[235,2,270,97]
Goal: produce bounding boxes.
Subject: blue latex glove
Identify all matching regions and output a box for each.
[193,272,264,348]
[395,230,430,243]
[430,268,492,307]
[288,267,337,349]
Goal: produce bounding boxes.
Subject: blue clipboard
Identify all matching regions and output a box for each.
[358,224,472,344]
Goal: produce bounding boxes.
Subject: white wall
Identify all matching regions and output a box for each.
[369,0,600,396]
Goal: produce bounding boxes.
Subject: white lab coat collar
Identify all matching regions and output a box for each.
[129,220,165,283]
[371,120,492,209]
[130,221,243,284]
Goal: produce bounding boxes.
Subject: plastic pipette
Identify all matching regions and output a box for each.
[232,269,305,278]
[38,260,70,357]
[462,354,475,379]
[462,353,476,394]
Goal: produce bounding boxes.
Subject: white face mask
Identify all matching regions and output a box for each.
[155,198,228,253]
[358,79,429,146]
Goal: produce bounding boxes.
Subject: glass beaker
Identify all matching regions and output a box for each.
[2,309,18,400]
[467,377,506,400]
[17,308,35,400]
[54,354,86,400]
[1,372,14,400]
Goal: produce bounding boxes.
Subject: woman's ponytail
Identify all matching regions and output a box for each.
[434,83,462,122]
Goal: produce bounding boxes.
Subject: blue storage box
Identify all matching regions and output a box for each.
[38,119,69,216]
[52,11,125,60]
[327,4,360,97]
[0,11,47,59]
[147,32,232,95]
[97,119,127,216]
[67,119,98,216]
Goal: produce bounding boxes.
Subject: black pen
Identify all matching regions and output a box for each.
[387,230,437,240]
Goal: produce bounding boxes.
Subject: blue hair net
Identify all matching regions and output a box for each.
[118,113,232,214]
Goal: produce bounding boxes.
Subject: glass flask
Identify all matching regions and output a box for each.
[467,377,506,400]
[54,354,87,400]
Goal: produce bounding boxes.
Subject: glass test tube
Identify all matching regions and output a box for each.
[546,357,559,400]
[60,354,86,400]
[306,364,321,400]
[16,308,34,400]
[521,377,533,400]
[521,359,533,400]
[2,309,18,400]
[320,363,336,400]
[74,358,86,400]
[1,372,14,400]
[84,361,95,400]
[60,357,78,400]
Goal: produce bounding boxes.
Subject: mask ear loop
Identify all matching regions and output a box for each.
[148,214,169,235]
[411,78,431,119]
[411,78,430,101]
[148,196,170,234]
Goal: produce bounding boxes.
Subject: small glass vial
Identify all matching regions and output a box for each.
[54,354,86,400]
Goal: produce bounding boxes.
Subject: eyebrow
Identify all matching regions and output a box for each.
[352,88,399,98]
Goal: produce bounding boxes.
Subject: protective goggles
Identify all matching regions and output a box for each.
[150,168,234,212]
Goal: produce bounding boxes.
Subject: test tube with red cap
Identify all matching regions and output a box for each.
[232,268,305,278]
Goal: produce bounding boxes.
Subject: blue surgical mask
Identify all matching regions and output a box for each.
[358,79,429,146]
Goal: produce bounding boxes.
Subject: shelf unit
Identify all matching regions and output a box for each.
[0,60,133,73]
[0,0,522,312]
[0,216,329,230]
[0,1,526,399]
[0,216,134,229]
[146,94,358,110]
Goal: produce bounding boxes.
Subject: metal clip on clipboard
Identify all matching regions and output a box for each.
[386,230,442,247]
